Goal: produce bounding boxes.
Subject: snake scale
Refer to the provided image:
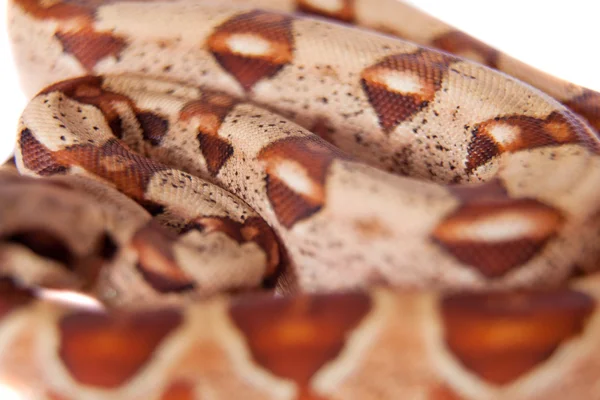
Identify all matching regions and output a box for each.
[2,0,600,398]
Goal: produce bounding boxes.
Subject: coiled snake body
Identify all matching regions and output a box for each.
[2,1,600,399]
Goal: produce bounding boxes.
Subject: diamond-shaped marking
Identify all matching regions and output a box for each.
[207,11,294,91]
[361,50,455,133]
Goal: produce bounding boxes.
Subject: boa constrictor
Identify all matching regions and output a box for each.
[2,0,600,399]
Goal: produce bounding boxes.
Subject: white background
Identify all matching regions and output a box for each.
[0,0,599,163]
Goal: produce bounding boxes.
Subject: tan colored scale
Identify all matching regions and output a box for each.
[11,0,598,179]
[3,0,600,399]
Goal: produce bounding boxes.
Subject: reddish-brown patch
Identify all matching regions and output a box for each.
[183,216,281,277]
[361,50,456,133]
[197,134,234,176]
[19,128,69,176]
[433,192,563,278]
[14,0,168,19]
[55,30,126,72]
[242,217,284,280]
[59,308,182,387]
[27,79,174,215]
[297,0,355,22]
[13,0,130,71]
[180,94,238,176]
[309,119,336,143]
[160,381,196,400]
[13,0,96,20]
[229,292,371,394]
[441,289,595,384]
[207,10,294,91]
[257,136,348,228]
[51,139,165,201]
[0,278,34,321]
[432,30,499,68]
[466,111,588,172]
[40,75,104,95]
[137,112,170,146]
[131,222,196,293]
[563,89,600,134]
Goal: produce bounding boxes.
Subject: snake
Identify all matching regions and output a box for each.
[2,0,600,398]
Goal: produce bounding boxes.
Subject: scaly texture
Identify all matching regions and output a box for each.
[2,0,600,399]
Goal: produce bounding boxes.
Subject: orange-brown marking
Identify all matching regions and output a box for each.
[197,134,233,176]
[309,119,336,143]
[13,0,130,71]
[52,139,168,203]
[207,10,294,91]
[180,94,238,176]
[297,0,355,23]
[361,50,456,133]
[160,381,196,400]
[13,0,97,20]
[433,191,563,278]
[229,292,371,396]
[184,216,281,277]
[59,308,182,388]
[466,111,587,172]
[14,0,166,19]
[40,75,104,95]
[441,289,595,384]
[257,136,348,228]
[19,129,69,176]
[432,30,499,68]
[131,222,196,293]
[55,30,126,71]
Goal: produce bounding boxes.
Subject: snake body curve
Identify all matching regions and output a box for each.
[2,0,600,399]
